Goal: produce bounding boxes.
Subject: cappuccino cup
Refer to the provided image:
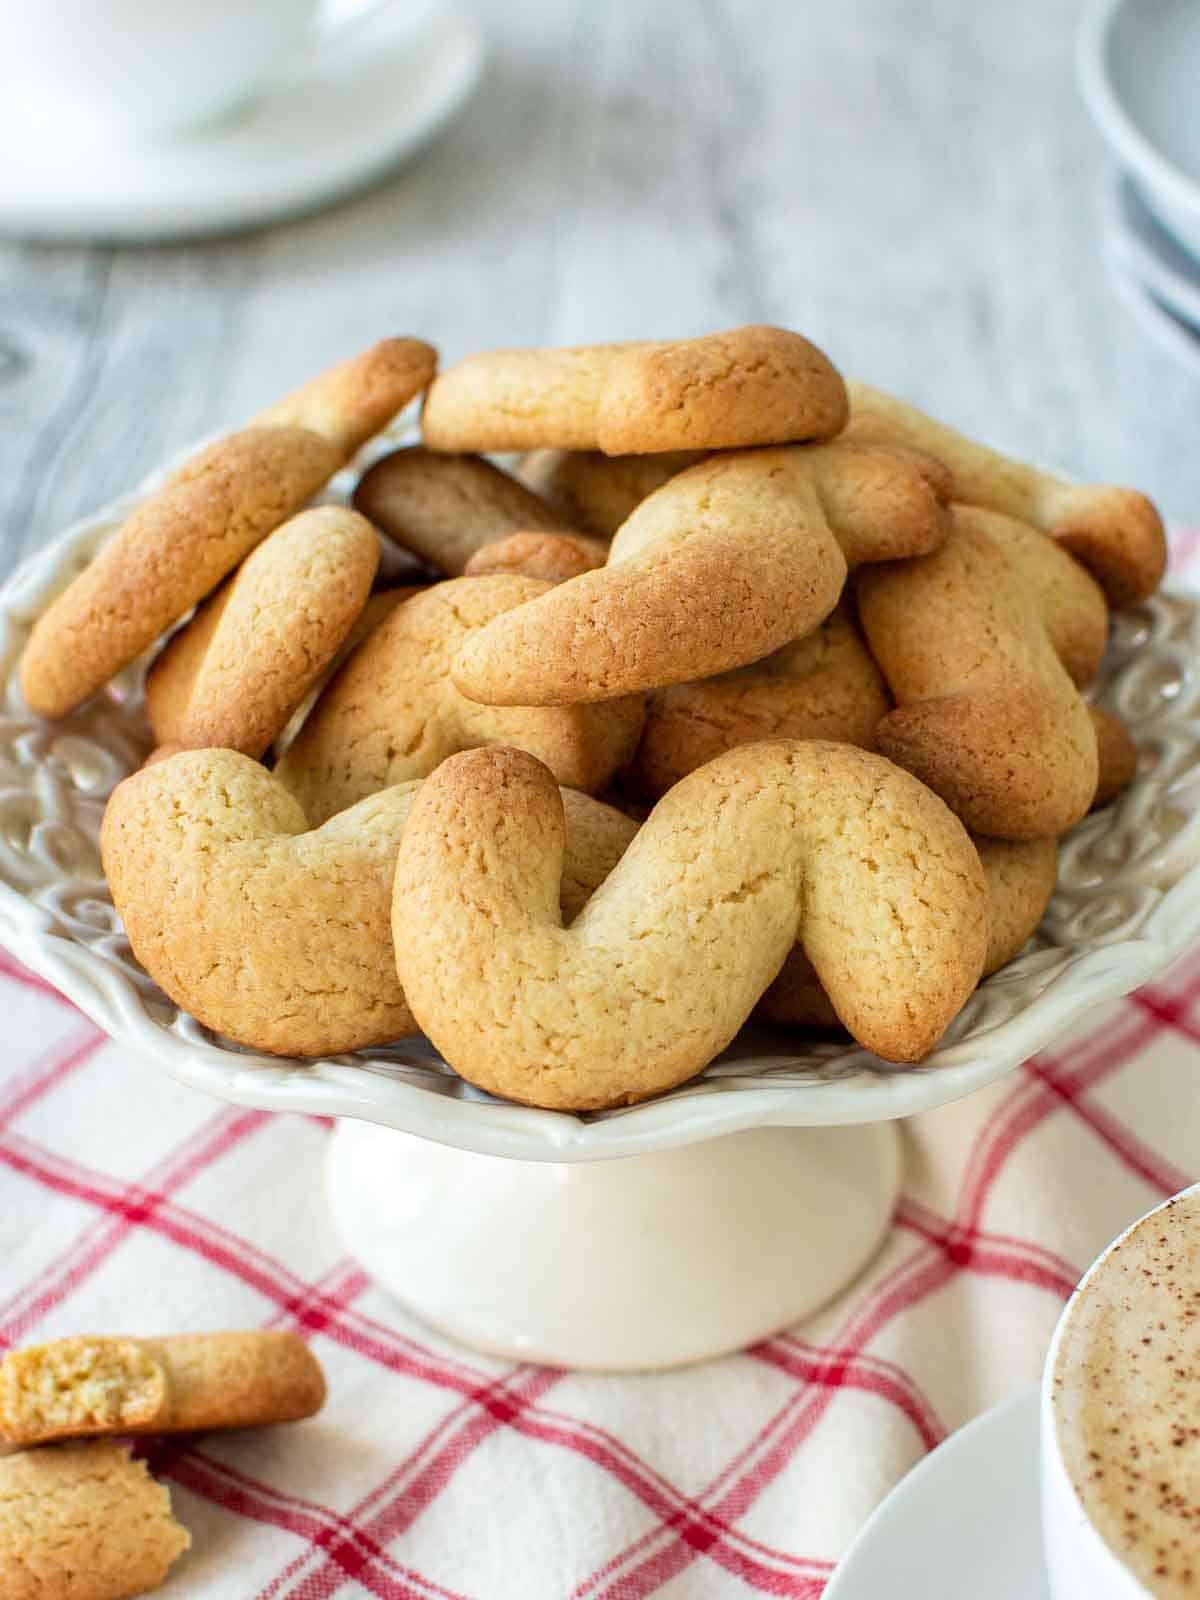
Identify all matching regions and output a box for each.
[1041,1183,1200,1599]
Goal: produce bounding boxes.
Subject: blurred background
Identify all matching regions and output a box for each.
[1,0,1197,576]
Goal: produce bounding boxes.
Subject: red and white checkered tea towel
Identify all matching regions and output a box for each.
[4,545,1200,1600]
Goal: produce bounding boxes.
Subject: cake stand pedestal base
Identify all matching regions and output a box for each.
[326,1118,903,1370]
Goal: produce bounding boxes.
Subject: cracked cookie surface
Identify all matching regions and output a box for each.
[422,326,848,454]
[392,741,989,1109]
[452,441,949,707]
[857,506,1100,838]
[145,506,379,757]
[20,426,341,719]
[0,1439,190,1600]
[102,749,637,1057]
[275,576,645,824]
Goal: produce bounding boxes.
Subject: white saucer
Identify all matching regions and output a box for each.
[0,0,485,242]
[1104,247,1200,381]
[1103,170,1200,334]
[826,1388,1049,1600]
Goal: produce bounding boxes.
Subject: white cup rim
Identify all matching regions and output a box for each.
[1078,0,1200,222]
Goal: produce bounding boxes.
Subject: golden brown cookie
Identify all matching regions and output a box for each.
[979,836,1060,970]
[422,326,848,454]
[857,506,1099,838]
[846,380,1166,605]
[0,1332,325,1446]
[144,507,379,758]
[20,426,341,719]
[274,577,645,825]
[353,446,567,574]
[21,338,436,721]
[519,449,702,536]
[0,1439,189,1600]
[995,510,1111,686]
[392,741,989,1109]
[254,336,437,461]
[273,586,421,755]
[957,512,1129,810]
[758,835,1058,1028]
[631,602,890,799]
[452,441,951,707]
[462,530,609,582]
[102,749,636,1057]
[1090,705,1139,808]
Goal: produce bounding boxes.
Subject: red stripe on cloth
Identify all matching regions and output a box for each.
[136,1260,481,1600]
[894,1199,1078,1298]
[0,1126,542,1430]
[575,1237,949,1600]
[497,1394,829,1589]
[1023,1054,1195,1197]
[0,1022,105,1125]
[583,1178,1008,1597]
[592,1260,960,1600]
[263,1251,806,1600]
[1168,525,1200,573]
[750,1344,941,1452]
[899,1196,1078,1280]
[593,1248,958,1600]
[262,1366,565,1600]
[957,1002,1166,1228]
[0,1109,269,1343]
[271,1265,827,1598]
[578,1088,1087,1600]
[166,1450,470,1600]
[0,1129,497,1397]
[752,1337,944,1451]
[1131,984,1200,1046]
[0,949,79,1008]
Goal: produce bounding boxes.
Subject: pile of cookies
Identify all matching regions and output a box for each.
[19,327,1165,1112]
[0,1330,325,1597]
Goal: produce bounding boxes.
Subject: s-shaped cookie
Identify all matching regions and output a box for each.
[452,441,951,706]
[392,741,989,1109]
[102,750,637,1058]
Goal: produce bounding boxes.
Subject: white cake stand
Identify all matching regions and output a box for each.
[2,439,1199,1369]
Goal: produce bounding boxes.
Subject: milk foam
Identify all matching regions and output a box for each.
[1052,1190,1200,1598]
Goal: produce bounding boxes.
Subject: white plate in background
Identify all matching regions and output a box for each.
[1103,170,1200,335]
[0,0,485,243]
[1105,246,1200,382]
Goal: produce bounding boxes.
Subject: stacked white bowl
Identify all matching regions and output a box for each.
[1080,0,1200,376]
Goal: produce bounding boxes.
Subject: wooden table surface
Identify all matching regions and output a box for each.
[1,0,1196,579]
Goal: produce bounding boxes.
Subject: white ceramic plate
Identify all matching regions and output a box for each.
[825,1389,1048,1599]
[1,432,1199,1162]
[0,0,485,243]
[1103,170,1200,335]
[1079,0,1200,260]
[1105,247,1200,381]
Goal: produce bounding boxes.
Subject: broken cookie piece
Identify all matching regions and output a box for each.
[0,1439,190,1600]
[0,1331,325,1448]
